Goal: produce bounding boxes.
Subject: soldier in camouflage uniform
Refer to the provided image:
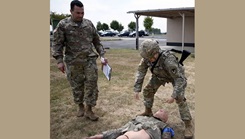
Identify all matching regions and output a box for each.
[134,39,194,138]
[85,109,174,139]
[51,0,107,121]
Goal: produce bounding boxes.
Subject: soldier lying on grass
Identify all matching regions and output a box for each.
[84,109,174,139]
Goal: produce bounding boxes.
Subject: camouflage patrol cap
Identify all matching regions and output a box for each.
[139,39,161,59]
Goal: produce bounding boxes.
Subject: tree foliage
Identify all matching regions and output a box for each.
[50,12,70,21]
[118,23,124,32]
[143,16,153,32]
[96,21,103,31]
[96,22,110,31]
[102,23,109,31]
[151,28,161,34]
[128,21,136,31]
[110,20,119,31]
[50,11,70,29]
[50,11,127,32]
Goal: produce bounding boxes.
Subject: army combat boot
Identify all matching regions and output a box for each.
[77,103,85,117]
[137,107,153,117]
[184,120,194,139]
[84,105,99,121]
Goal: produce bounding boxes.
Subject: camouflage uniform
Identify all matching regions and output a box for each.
[134,41,192,121]
[102,116,171,139]
[51,17,105,106]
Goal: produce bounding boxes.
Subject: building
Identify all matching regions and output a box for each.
[127,7,195,51]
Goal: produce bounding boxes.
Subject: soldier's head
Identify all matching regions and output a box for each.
[70,0,84,22]
[139,39,161,62]
[154,109,169,122]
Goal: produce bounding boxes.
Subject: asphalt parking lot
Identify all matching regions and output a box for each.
[101,36,194,54]
[50,35,194,54]
[101,36,166,49]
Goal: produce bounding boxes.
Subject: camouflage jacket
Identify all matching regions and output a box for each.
[134,50,187,99]
[51,17,105,64]
[103,116,171,139]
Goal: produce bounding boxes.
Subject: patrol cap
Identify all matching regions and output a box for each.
[139,39,161,59]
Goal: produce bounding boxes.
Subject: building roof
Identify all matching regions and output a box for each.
[127,7,194,18]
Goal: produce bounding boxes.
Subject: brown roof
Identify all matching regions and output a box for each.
[127,7,194,18]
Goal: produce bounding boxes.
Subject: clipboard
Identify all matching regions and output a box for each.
[102,64,112,81]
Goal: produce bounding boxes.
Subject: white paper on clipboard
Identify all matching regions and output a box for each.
[102,64,112,81]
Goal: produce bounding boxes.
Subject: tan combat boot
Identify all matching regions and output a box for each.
[77,103,85,117]
[84,105,99,121]
[184,120,194,139]
[137,107,153,117]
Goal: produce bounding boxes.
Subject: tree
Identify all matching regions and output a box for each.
[118,23,124,32]
[50,11,70,29]
[110,20,119,31]
[128,21,136,31]
[50,11,70,22]
[102,23,109,31]
[143,16,153,33]
[151,28,161,34]
[96,21,103,31]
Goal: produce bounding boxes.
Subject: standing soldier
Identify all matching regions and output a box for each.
[51,0,107,121]
[134,39,194,138]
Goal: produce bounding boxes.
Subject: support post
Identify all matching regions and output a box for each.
[179,12,185,52]
[134,14,140,50]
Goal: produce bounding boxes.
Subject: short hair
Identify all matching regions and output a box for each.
[70,0,84,11]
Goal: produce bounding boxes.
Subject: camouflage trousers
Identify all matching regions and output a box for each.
[65,57,99,107]
[142,75,192,121]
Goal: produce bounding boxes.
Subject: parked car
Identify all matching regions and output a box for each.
[97,31,103,36]
[100,31,116,37]
[129,30,148,37]
[118,31,130,37]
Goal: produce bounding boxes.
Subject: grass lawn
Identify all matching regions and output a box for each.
[50,48,195,139]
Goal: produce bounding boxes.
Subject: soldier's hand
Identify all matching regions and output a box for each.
[57,62,65,73]
[135,92,140,100]
[101,57,108,65]
[166,97,175,104]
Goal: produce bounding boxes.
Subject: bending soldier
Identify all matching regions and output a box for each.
[134,39,194,138]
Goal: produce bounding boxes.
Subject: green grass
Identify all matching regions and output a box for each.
[100,37,122,41]
[50,49,195,139]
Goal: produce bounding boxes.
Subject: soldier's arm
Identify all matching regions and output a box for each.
[164,54,187,100]
[51,21,65,64]
[91,22,105,58]
[134,58,149,92]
